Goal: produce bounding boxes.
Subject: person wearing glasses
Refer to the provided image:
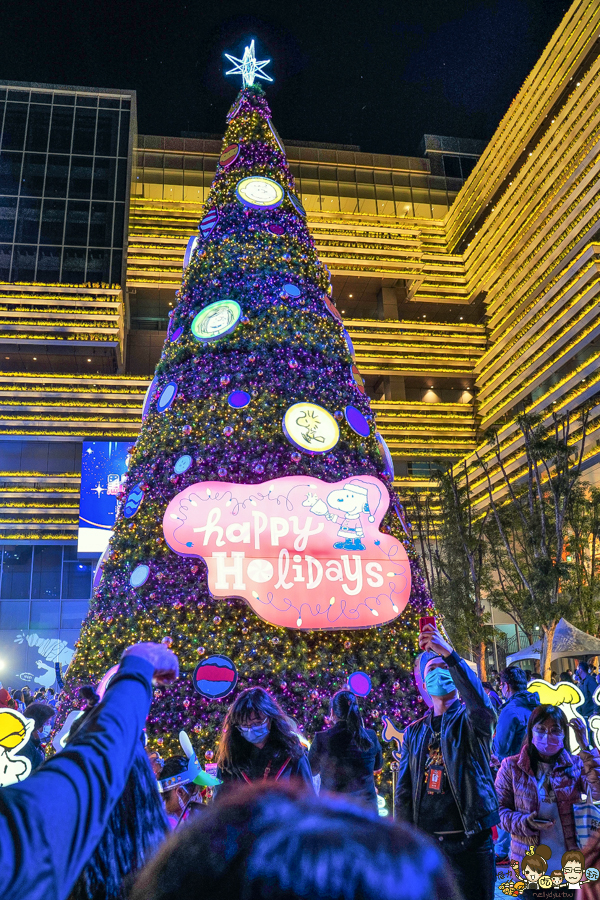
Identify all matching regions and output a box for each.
[495,704,600,878]
[214,687,314,796]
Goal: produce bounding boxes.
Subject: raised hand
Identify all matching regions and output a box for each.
[418,624,454,659]
[122,642,179,685]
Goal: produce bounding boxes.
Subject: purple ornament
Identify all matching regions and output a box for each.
[228,390,251,409]
[348,671,372,697]
[345,405,370,437]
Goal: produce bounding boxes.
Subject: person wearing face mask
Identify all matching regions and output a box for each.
[19,701,55,773]
[491,667,539,865]
[395,624,499,900]
[215,687,314,797]
[495,704,600,879]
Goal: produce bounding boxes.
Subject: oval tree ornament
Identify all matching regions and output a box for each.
[191,300,242,342]
[193,655,238,699]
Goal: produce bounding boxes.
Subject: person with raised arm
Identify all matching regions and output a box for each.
[395,623,498,900]
[0,641,178,900]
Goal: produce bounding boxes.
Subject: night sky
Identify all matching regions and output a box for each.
[0,0,570,155]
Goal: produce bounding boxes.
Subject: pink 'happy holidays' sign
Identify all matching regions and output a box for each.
[162,475,411,630]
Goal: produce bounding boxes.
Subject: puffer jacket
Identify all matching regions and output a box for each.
[492,689,539,761]
[495,743,600,864]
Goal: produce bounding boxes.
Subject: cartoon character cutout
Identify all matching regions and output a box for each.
[381,715,403,763]
[520,844,551,888]
[0,709,34,786]
[562,849,585,889]
[303,479,382,551]
[296,409,326,446]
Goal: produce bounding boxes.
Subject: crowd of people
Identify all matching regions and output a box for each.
[1,629,600,900]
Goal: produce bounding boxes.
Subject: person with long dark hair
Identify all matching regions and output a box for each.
[495,703,600,877]
[308,689,383,808]
[67,748,168,900]
[130,782,463,900]
[215,687,314,793]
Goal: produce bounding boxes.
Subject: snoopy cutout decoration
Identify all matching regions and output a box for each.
[0,708,34,786]
[163,475,411,630]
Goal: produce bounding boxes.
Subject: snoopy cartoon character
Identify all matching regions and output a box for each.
[303,479,381,551]
[0,708,34,786]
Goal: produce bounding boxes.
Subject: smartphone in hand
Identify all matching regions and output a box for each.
[419,616,436,632]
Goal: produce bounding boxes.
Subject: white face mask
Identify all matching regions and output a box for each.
[40,724,52,739]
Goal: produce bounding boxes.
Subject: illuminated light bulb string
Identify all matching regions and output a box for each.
[59,63,435,785]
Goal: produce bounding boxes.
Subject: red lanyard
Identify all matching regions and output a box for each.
[241,757,291,784]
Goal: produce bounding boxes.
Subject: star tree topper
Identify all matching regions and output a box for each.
[225,40,272,88]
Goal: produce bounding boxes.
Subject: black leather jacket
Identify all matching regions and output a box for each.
[395,650,499,836]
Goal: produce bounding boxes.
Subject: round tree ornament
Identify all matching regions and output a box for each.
[236,176,284,209]
[199,208,219,240]
[157,382,178,413]
[281,283,301,299]
[219,143,240,168]
[283,402,340,454]
[348,671,372,697]
[141,378,158,421]
[193,655,238,699]
[174,455,192,475]
[287,191,306,217]
[267,223,285,236]
[376,433,395,481]
[183,235,199,270]
[130,564,150,588]
[352,364,366,393]
[191,300,242,342]
[345,405,370,437]
[228,390,251,409]
[123,483,144,518]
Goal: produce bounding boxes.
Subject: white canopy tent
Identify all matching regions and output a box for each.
[506,618,600,665]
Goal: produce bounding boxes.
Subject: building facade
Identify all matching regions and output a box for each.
[0,0,598,686]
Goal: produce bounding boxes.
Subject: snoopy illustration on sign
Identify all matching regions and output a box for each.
[0,709,34,786]
[303,479,382,551]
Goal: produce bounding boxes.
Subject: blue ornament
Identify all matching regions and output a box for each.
[345,405,370,437]
[282,283,301,298]
[157,382,178,413]
[130,564,150,588]
[169,325,183,343]
[183,235,199,269]
[228,390,251,409]
[123,483,144,518]
[193,655,238,699]
[287,190,306,217]
[174,455,192,475]
[142,378,158,420]
[376,433,395,481]
[348,671,372,697]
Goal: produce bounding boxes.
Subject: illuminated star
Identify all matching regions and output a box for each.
[225,40,272,88]
[86,447,93,454]
[93,483,105,497]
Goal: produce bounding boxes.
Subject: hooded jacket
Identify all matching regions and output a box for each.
[492,689,539,762]
[395,651,499,836]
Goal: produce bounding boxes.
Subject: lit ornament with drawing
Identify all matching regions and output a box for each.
[235,176,284,209]
[283,402,339,454]
[191,300,242,342]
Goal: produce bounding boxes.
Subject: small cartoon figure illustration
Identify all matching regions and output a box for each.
[0,709,34,786]
[562,849,585,888]
[296,409,326,445]
[498,878,525,896]
[550,869,565,887]
[202,305,236,336]
[381,715,403,763]
[521,844,551,887]
[303,479,382,551]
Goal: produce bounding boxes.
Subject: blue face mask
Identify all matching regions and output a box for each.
[425,668,455,697]
[238,722,270,745]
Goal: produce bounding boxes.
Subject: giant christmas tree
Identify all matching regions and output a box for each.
[64,49,434,759]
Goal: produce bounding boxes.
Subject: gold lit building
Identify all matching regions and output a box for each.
[0,0,597,676]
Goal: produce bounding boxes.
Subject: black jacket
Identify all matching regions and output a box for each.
[395,651,499,836]
[308,722,383,806]
[215,741,315,798]
[19,734,46,772]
